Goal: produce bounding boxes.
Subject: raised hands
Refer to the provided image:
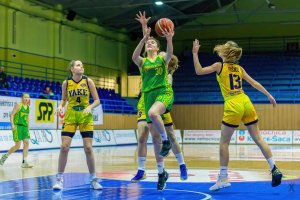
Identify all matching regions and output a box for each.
[192,39,201,54]
[135,11,151,26]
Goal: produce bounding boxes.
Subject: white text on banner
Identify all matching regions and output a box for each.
[114,130,137,145]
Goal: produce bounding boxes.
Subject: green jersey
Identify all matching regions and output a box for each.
[14,103,29,127]
[141,55,169,92]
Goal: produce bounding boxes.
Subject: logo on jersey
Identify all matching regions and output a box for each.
[68,89,88,97]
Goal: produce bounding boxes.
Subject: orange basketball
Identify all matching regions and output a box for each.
[155,18,174,37]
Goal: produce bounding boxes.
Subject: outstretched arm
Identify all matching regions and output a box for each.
[162,28,174,65]
[132,27,151,67]
[192,39,221,75]
[242,67,276,107]
[135,11,151,36]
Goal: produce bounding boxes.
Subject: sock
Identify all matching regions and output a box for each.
[267,157,275,170]
[157,162,164,174]
[175,153,185,165]
[138,157,146,171]
[23,157,27,163]
[220,166,228,177]
[160,132,168,141]
[56,172,63,179]
[90,173,97,181]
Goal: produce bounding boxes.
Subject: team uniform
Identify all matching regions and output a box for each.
[140,55,174,123]
[137,92,173,126]
[62,76,93,138]
[13,103,30,142]
[217,62,258,127]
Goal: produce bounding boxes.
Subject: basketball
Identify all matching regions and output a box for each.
[155,18,174,37]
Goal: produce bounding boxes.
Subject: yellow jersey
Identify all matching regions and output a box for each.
[217,63,244,101]
[66,76,90,111]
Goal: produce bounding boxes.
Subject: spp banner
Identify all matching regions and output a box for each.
[29,99,57,129]
[0,96,19,129]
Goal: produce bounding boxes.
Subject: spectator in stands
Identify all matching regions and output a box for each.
[40,85,54,99]
[53,60,102,191]
[0,66,9,89]
[0,93,32,168]
[192,39,283,191]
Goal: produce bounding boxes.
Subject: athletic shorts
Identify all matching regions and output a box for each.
[144,85,174,123]
[222,94,258,128]
[62,109,93,133]
[13,125,30,142]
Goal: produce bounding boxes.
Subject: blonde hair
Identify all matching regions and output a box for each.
[213,41,242,63]
[168,55,179,75]
[68,60,78,77]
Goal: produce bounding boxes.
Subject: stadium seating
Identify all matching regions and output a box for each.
[173,53,300,104]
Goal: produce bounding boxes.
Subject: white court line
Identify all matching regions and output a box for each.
[0,186,212,200]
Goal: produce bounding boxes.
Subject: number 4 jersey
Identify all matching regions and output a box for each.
[66,76,90,111]
[217,62,244,101]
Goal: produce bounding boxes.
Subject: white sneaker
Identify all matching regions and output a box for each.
[21,162,33,168]
[53,178,63,190]
[209,175,231,191]
[90,178,103,190]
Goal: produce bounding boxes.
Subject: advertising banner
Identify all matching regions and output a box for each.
[183,130,236,144]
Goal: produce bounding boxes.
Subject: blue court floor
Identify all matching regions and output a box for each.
[0,144,299,199]
[0,172,299,200]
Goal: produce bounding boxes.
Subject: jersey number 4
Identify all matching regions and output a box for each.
[229,74,241,90]
[76,97,81,103]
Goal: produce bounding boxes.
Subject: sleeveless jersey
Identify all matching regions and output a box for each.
[14,103,29,126]
[141,55,169,92]
[66,76,90,111]
[217,63,244,101]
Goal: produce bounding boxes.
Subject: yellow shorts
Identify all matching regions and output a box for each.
[222,94,258,128]
[62,109,93,132]
[137,109,173,126]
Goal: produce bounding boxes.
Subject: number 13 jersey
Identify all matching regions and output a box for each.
[217,62,244,101]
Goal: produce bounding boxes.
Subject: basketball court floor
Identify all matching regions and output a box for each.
[0,144,299,199]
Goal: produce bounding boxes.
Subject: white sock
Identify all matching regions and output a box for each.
[160,132,168,141]
[267,157,275,170]
[23,157,27,163]
[157,162,164,174]
[220,166,228,177]
[56,172,63,179]
[175,153,185,165]
[90,173,97,181]
[138,157,146,171]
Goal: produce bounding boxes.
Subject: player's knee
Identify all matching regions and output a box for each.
[138,137,147,145]
[60,144,70,152]
[23,141,29,147]
[84,146,93,154]
[14,143,21,149]
[148,110,159,120]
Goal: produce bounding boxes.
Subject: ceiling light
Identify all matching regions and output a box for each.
[155,1,164,6]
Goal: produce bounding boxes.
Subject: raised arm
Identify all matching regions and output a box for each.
[135,11,151,36]
[192,39,221,75]
[132,27,151,68]
[242,67,276,107]
[162,28,174,65]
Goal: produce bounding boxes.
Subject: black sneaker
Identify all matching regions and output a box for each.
[157,170,169,190]
[271,165,282,187]
[159,140,172,157]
